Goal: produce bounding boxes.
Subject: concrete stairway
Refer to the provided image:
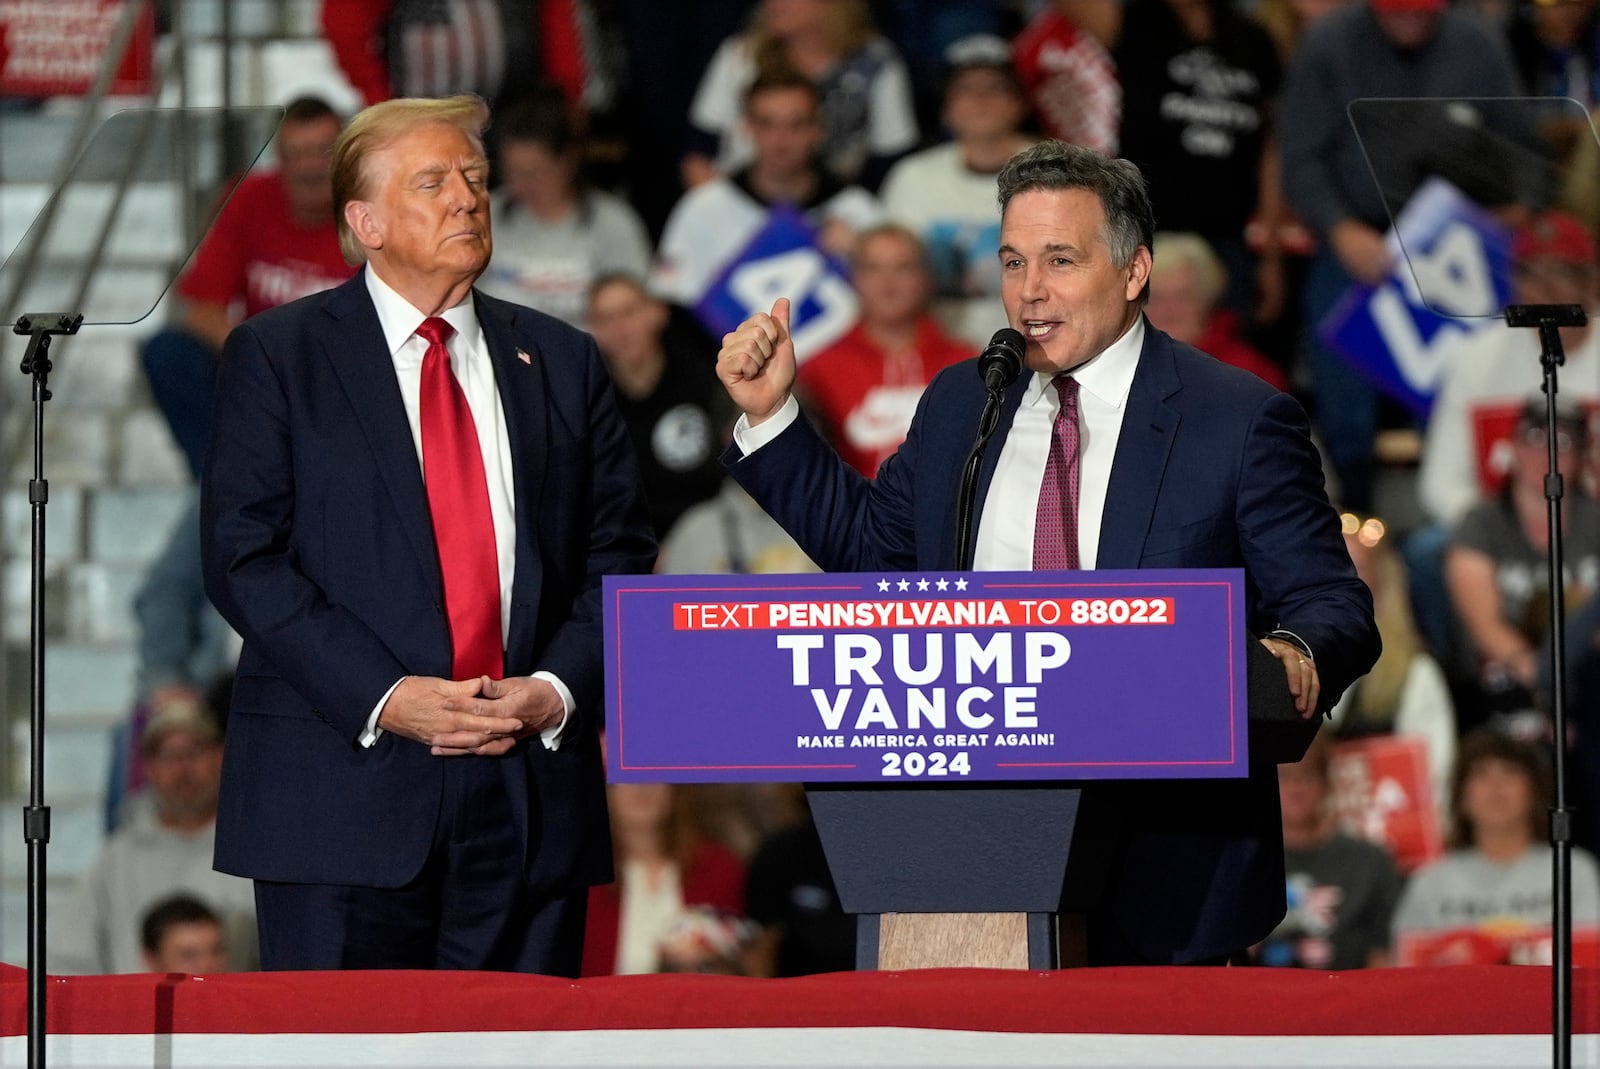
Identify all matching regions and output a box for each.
[0,0,360,968]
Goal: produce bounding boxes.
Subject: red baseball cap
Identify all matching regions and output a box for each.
[1514,211,1598,266]
[1370,0,1447,11]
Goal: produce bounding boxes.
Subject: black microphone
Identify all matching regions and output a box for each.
[976,328,1025,392]
[956,328,1025,568]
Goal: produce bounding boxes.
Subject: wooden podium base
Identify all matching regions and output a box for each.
[868,912,1071,970]
[879,913,1027,970]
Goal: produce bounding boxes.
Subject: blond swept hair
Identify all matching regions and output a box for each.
[332,94,491,265]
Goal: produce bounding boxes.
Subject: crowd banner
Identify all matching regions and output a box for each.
[0,0,155,97]
[1397,926,1600,968]
[1330,734,1444,874]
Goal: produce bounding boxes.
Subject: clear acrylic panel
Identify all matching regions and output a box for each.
[1,105,283,327]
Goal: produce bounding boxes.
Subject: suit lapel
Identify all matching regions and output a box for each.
[475,292,548,668]
[319,273,444,597]
[1097,327,1182,569]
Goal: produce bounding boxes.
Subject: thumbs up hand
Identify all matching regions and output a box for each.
[716,297,797,428]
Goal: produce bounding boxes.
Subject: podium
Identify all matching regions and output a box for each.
[806,640,1309,970]
[605,569,1317,971]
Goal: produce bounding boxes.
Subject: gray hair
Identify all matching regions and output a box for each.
[995,140,1155,271]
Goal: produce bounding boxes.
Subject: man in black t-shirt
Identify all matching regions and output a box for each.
[589,273,731,541]
[1105,0,1286,324]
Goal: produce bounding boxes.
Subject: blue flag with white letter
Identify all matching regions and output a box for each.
[1319,179,1513,419]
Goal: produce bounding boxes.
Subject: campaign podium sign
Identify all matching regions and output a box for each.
[604,567,1300,970]
[605,568,1250,784]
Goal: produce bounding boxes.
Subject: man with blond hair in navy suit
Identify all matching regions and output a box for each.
[201,94,655,972]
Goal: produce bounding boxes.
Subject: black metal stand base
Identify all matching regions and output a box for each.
[1504,302,1585,1069]
[14,311,81,1069]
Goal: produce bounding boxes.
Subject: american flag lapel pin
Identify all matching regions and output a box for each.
[516,348,532,365]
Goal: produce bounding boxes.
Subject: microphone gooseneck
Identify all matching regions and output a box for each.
[955,328,1026,569]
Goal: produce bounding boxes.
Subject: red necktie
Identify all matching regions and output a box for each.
[1033,375,1082,571]
[416,316,504,680]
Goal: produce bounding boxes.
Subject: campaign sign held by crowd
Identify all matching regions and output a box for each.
[1321,178,1511,419]
[693,206,858,362]
[1330,734,1444,875]
[604,569,1248,784]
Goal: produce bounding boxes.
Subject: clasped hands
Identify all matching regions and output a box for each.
[716,296,797,427]
[377,674,563,756]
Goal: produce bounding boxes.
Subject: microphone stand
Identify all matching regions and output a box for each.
[1504,301,1584,1069]
[14,311,82,1069]
[954,384,1009,571]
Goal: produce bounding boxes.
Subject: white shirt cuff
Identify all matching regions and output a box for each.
[532,671,574,751]
[731,394,800,456]
[1267,629,1314,663]
[360,677,407,747]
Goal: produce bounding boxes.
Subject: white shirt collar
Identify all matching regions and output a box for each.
[362,266,484,357]
[1023,314,1145,409]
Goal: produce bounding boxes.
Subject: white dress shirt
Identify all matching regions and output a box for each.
[972,317,1144,571]
[359,267,571,748]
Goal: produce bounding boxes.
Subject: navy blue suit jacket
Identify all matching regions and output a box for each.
[729,323,1379,963]
[200,270,656,895]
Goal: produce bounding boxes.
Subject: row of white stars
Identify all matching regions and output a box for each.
[875,577,970,592]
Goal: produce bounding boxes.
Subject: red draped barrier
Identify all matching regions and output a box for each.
[1,963,1595,1067]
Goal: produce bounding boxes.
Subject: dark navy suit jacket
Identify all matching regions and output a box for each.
[200,270,656,896]
[728,323,1380,963]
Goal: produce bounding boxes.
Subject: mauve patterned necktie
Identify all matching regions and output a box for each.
[416,316,504,679]
[1033,374,1082,571]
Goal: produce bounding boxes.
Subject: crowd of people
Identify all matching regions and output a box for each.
[52,0,1600,977]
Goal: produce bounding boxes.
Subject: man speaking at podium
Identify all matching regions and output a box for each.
[201,96,656,972]
[715,140,1379,966]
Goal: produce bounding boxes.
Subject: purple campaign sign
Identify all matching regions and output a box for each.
[604,569,1248,784]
